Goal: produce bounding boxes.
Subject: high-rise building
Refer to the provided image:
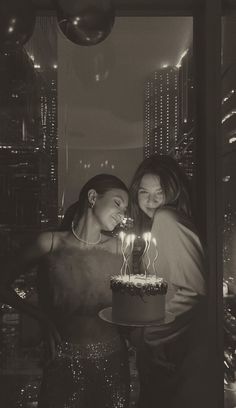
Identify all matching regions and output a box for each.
[0,16,58,261]
[0,48,40,147]
[0,46,47,229]
[144,66,179,158]
[39,68,58,222]
[143,49,196,179]
[175,48,195,179]
[25,16,58,225]
[0,145,48,227]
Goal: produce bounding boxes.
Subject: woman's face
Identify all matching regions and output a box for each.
[138,173,165,219]
[93,188,128,231]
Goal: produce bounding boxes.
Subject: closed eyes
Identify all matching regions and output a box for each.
[114,199,127,211]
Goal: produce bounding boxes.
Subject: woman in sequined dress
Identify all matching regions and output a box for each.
[0,174,130,408]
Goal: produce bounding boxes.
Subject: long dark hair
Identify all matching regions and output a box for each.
[61,174,128,230]
[129,155,192,234]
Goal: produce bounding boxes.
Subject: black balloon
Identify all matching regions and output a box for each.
[56,0,115,46]
[0,0,36,51]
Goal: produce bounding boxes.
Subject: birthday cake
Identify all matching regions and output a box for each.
[110,274,168,324]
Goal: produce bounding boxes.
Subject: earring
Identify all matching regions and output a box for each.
[89,200,95,209]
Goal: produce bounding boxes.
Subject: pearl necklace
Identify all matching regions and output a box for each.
[71,223,101,245]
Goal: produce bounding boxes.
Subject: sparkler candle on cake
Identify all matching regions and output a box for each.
[111,232,168,324]
[142,232,152,278]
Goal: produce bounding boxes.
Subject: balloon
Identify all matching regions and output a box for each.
[0,0,36,51]
[56,0,115,46]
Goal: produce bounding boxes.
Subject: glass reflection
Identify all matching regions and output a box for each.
[222,16,236,408]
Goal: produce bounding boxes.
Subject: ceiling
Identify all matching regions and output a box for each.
[31,0,236,15]
[31,0,204,15]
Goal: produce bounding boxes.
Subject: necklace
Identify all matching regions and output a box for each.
[71,223,102,245]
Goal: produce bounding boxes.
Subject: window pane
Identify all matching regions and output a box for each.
[222,16,236,408]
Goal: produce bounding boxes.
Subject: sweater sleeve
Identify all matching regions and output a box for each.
[149,208,206,317]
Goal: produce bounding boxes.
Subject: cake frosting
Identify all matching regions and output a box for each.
[111,274,168,324]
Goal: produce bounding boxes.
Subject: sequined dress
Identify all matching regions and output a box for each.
[37,244,130,408]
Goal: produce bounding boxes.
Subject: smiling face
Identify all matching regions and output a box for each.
[93,188,128,231]
[138,173,165,219]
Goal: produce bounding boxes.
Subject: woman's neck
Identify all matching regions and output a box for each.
[72,212,101,245]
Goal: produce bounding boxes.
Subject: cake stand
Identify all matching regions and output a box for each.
[98,306,175,328]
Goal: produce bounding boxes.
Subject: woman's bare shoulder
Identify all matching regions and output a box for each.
[34,230,69,253]
[30,231,54,256]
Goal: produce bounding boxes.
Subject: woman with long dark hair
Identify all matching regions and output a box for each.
[129,154,192,233]
[129,155,208,408]
[0,174,130,408]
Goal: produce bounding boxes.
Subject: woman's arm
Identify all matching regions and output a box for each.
[0,232,61,358]
[0,232,51,319]
[149,208,206,317]
[141,208,206,349]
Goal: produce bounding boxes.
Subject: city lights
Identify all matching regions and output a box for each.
[144,50,195,179]
[229,136,236,144]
